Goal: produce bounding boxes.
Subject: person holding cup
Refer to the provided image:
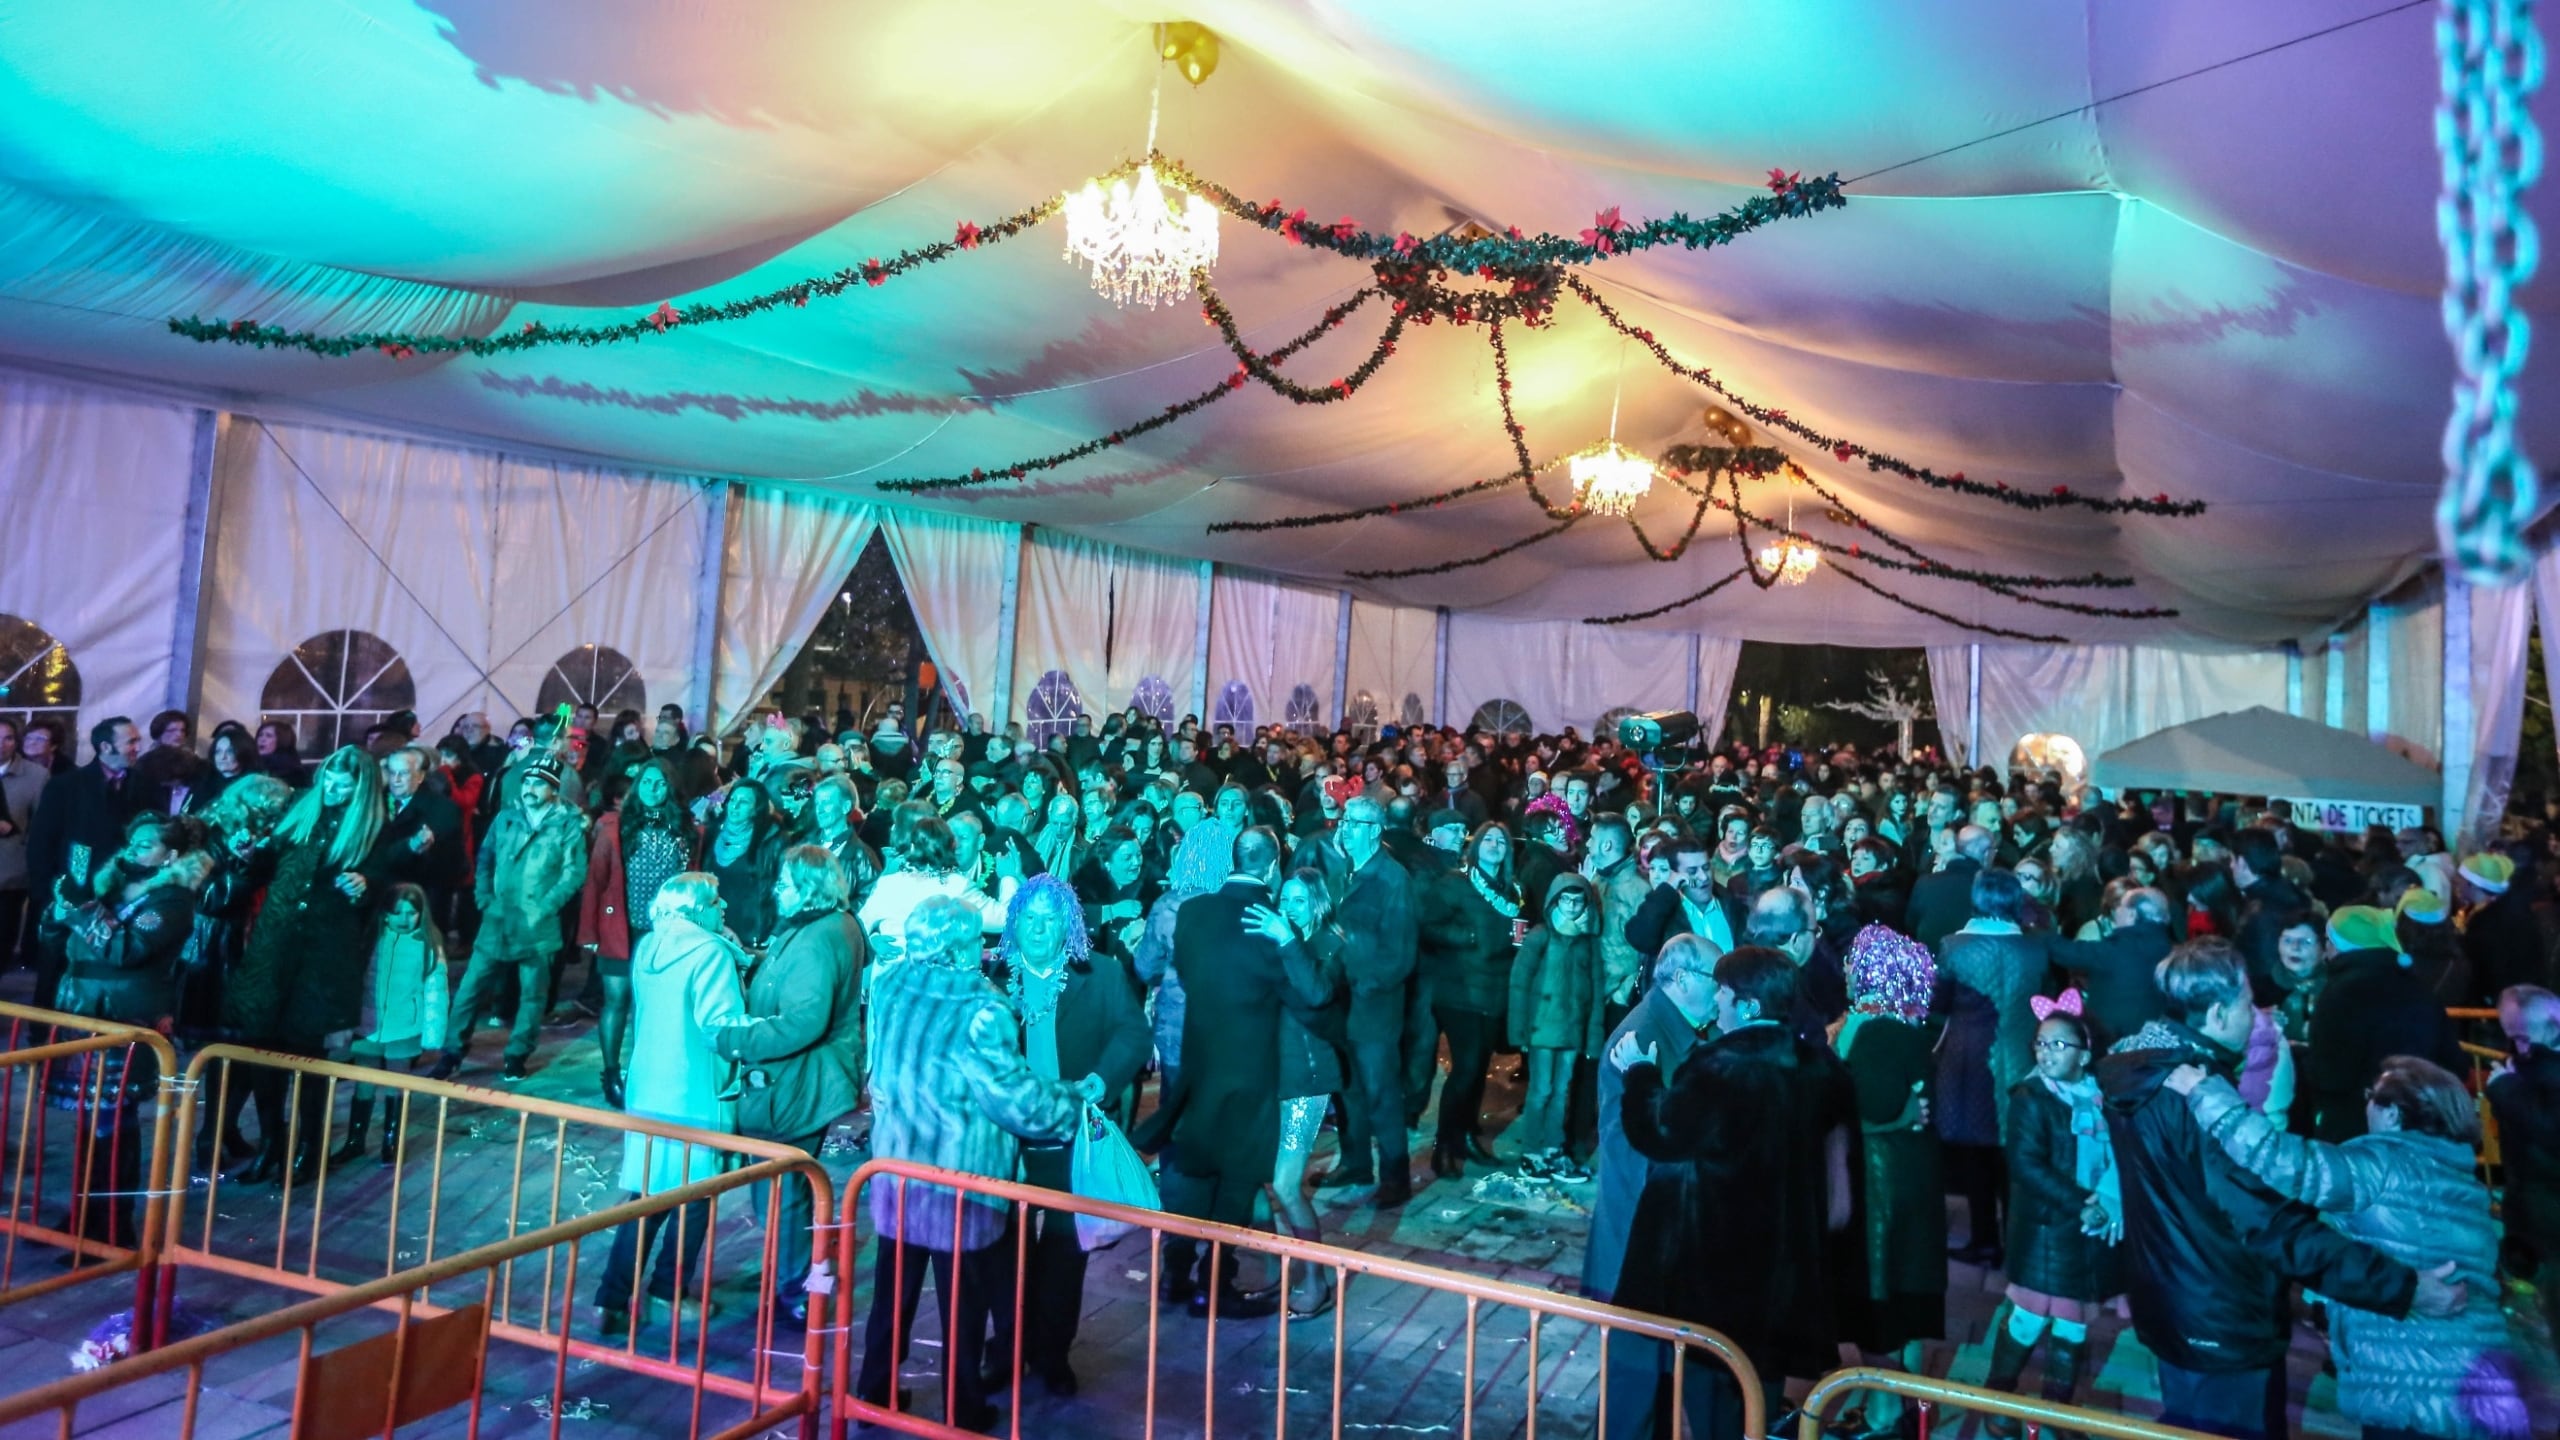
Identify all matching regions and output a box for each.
[1416,819,1522,1181]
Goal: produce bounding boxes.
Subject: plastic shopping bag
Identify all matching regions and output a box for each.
[1068,1102,1158,1251]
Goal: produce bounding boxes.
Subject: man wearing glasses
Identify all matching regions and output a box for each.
[1316,797,1419,1205]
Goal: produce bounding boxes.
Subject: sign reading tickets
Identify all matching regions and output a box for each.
[2280,798,2425,833]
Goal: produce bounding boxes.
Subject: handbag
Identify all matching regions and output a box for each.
[1067,1101,1159,1251]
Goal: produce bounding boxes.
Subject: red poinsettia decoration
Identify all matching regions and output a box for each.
[1766,168,1803,195]
[862,259,886,287]
[1331,216,1359,243]
[1278,207,1310,243]
[1392,231,1419,256]
[954,221,981,249]
[1579,206,1627,254]
[1834,443,1855,462]
[647,303,681,332]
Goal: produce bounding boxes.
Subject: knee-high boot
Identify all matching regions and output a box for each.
[1980,1305,2038,1440]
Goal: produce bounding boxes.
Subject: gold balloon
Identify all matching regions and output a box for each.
[1157,21,1220,86]
[1702,404,1751,446]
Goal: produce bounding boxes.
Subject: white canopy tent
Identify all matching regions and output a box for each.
[0,1,2555,837]
[2089,706,2441,808]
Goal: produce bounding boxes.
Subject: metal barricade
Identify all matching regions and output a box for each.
[0,1003,181,1338]
[154,1044,834,1438]
[0,1158,818,1440]
[1799,1368,2224,1440]
[2446,1007,2509,1182]
[828,1156,1767,1440]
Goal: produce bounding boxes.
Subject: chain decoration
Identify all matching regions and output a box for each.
[1346,515,1584,580]
[2434,0,2545,583]
[876,288,1381,493]
[1195,276,1409,406]
[1566,277,2204,518]
[1583,564,1751,624]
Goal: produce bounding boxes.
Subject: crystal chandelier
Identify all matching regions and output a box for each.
[1571,343,1654,514]
[1570,441,1656,516]
[1063,72,1218,308]
[1755,537,1821,586]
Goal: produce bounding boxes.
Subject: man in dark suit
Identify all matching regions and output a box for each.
[25,715,141,1007]
[1902,824,1993,950]
[1624,836,1740,977]
[1317,797,1418,1204]
[1137,826,1329,1318]
[378,745,467,903]
[2044,886,2176,1048]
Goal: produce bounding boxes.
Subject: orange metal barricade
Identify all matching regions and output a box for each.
[0,1158,819,1440]
[150,1043,836,1438]
[0,1003,181,1340]
[827,1156,1768,1440]
[1799,1367,2224,1440]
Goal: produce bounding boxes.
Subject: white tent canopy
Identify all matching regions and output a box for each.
[0,1,2548,648]
[2089,706,2442,808]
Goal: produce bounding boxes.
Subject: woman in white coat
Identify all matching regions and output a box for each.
[594,872,751,1334]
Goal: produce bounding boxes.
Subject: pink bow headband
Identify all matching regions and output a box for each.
[2030,988,2084,1022]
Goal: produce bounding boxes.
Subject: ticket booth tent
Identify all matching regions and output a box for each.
[2089,706,2443,823]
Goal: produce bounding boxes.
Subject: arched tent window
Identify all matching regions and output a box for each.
[263,629,416,759]
[1597,706,1642,744]
[2010,732,2089,786]
[0,614,82,737]
[1470,698,1534,739]
[1212,681,1255,729]
[1026,670,1085,747]
[1344,691,1381,743]
[1285,683,1323,736]
[1130,675,1175,726]
[536,644,646,716]
[1399,693,1428,731]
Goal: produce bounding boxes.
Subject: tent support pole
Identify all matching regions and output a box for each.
[168,409,226,716]
[2284,642,2303,717]
[1189,560,1213,722]
[1433,608,1451,729]
[1686,634,1703,717]
[687,480,732,733]
[989,524,1026,728]
[2325,633,2348,728]
[2367,600,2394,748]
[2442,579,2474,842]
[1333,592,1353,728]
[1965,644,1982,770]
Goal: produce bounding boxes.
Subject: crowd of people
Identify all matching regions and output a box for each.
[3,695,2557,1440]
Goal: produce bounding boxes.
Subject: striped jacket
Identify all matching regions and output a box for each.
[865,957,1081,1249]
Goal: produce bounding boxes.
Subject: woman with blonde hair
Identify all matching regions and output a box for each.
[222,745,392,1185]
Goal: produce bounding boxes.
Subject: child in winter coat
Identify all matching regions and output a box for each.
[330,883,448,1167]
[1984,994,2123,1432]
[1506,872,1605,1180]
[2165,1054,2532,1440]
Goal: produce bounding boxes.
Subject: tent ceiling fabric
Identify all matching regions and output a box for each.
[0,0,2538,647]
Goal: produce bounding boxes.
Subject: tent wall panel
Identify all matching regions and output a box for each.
[1347,601,1437,731]
[715,488,874,734]
[1968,643,2292,776]
[1011,531,1117,721]
[1208,571,1335,729]
[204,418,708,742]
[878,509,1014,724]
[1105,544,1201,713]
[0,373,198,734]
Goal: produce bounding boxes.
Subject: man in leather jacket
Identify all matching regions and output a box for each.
[2097,939,2464,1439]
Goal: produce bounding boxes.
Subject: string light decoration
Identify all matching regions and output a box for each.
[1062,71,1219,309]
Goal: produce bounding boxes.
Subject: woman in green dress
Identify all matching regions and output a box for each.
[1835,923,1947,1438]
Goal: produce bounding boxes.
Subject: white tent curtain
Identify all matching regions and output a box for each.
[1926,646,1974,768]
[207,417,710,740]
[877,509,1014,723]
[0,373,198,733]
[2375,587,2448,767]
[1208,571,1336,728]
[1105,546,1202,714]
[2454,578,2533,846]
[1696,637,1744,748]
[715,487,875,734]
[1446,617,1694,736]
[1348,600,1438,729]
[1012,530,1116,719]
[204,418,502,741]
[1962,643,2292,781]
[2534,547,2560,779]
